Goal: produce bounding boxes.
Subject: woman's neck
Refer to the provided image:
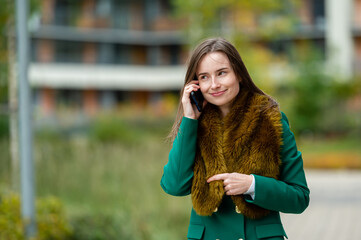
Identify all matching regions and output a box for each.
[219,105,230,118]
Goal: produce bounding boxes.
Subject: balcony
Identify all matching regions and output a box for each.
[29,63,186,90]
[31,25,186,46]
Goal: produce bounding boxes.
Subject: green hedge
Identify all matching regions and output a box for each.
[0,115,9,139]
[0,190,72,240]
[0,190,142,240]
[69,213,137,240]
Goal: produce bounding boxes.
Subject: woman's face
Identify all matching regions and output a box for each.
[196,51,240,116]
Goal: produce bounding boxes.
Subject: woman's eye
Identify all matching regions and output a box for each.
[219,71,226,76]
[199,75,207,80]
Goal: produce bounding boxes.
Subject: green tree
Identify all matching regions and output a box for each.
[290,59,328,135]
[0,190,72,240]
[0,0,40,191]
[0,0,40,102]
[172,0,299,42]
[171,0,360,137]
[279,43,361,137]
[171,0,300,95]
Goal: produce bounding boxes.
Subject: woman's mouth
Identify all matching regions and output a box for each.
[211,90,227,97]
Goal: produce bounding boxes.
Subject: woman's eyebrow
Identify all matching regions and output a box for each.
[198,67,229,76]
[217,67,229,72]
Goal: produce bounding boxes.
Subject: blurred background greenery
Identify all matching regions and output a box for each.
[1,0,361,239]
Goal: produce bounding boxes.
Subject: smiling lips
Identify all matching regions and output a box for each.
[211,90,227,97]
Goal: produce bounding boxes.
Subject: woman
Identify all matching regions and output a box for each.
[160,38,309,240]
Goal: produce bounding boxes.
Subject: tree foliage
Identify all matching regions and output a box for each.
[0,0,40,103]
[284,44,361,136]
[0,0,13,101]
[171,0,360,137]
[0,190,72,240]
[171,0,300,45]
[171,0,300,95]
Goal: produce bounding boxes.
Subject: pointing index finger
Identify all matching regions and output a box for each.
[207,173,228,183]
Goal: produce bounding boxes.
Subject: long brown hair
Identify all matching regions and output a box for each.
[167,37,277,142]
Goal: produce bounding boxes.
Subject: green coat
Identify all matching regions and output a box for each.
[161,112,310,240]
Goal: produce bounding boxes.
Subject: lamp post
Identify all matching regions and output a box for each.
[16,0,37,237]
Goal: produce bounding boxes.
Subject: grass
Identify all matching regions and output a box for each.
[0,116,192,240]
[0,114,360,239]
[300,137,361,154]
[34,119,193,239]
[299,137,361,169]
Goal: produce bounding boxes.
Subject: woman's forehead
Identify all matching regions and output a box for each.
[197,52,231,73]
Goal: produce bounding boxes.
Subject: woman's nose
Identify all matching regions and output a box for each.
[211,77,221,89]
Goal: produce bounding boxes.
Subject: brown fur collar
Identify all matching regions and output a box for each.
[191,87,283,219]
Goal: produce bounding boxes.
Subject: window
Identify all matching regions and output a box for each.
[95,0,112,18]
[312,0,325,29]
[54,0,81,26]
[113,1,130,29]
[55,40,83,63]
[97,43,115,64]
[57,89,83,109]
[114,44,131,64]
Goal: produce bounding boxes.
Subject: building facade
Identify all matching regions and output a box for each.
[29,0,361,117]
[30,0,187,116]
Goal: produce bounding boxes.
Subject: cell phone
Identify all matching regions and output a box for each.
[190,90,204,112]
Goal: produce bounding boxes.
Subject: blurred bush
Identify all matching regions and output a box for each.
[0,189,144,240]
[36,196,73,240]
[288,61,329,136]
[275,44,361,138]
[89,115,138,144]
[88,112,173,144]
[0,115,9,139]
[0,190,72,240]
[296,75,361,138]
[0,191,23,240]
[69,213,137,240]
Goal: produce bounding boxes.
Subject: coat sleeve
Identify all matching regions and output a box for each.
[160,117,198,196]
[245,112,310,214]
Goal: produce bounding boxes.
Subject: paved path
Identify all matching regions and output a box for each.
[281,169,361,240]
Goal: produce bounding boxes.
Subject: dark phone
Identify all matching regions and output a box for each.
[190,90,204,112]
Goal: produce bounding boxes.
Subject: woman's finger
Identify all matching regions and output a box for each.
[207,173,229,183]
[182,81,201,119]
[184,84,200,92]
[185,81,199,89]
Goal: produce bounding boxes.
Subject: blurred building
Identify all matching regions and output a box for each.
[30,0,187,116]
[29,0,361,117]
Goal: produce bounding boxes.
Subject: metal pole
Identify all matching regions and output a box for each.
[16,0,37,238]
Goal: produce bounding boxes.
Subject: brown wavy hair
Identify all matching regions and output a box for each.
[167,37,277,142]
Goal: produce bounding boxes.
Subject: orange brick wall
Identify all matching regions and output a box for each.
[298,0,312,25]
[84,89,98,115]
[83,43,97,63]
[132,46,147,65]
[41,0,55,24]
[132,91,149,108]
[78,0,96,27]
[40,88,56,115]
[354,37,361,73]
[354,0,361,26]
[37,39,54,62]
[355,38,361,57]
[130,2,144,30]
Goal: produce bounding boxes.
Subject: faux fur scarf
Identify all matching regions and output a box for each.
[191,88,283,219]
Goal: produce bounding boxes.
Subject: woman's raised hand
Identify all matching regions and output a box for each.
[182,80,206,120]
